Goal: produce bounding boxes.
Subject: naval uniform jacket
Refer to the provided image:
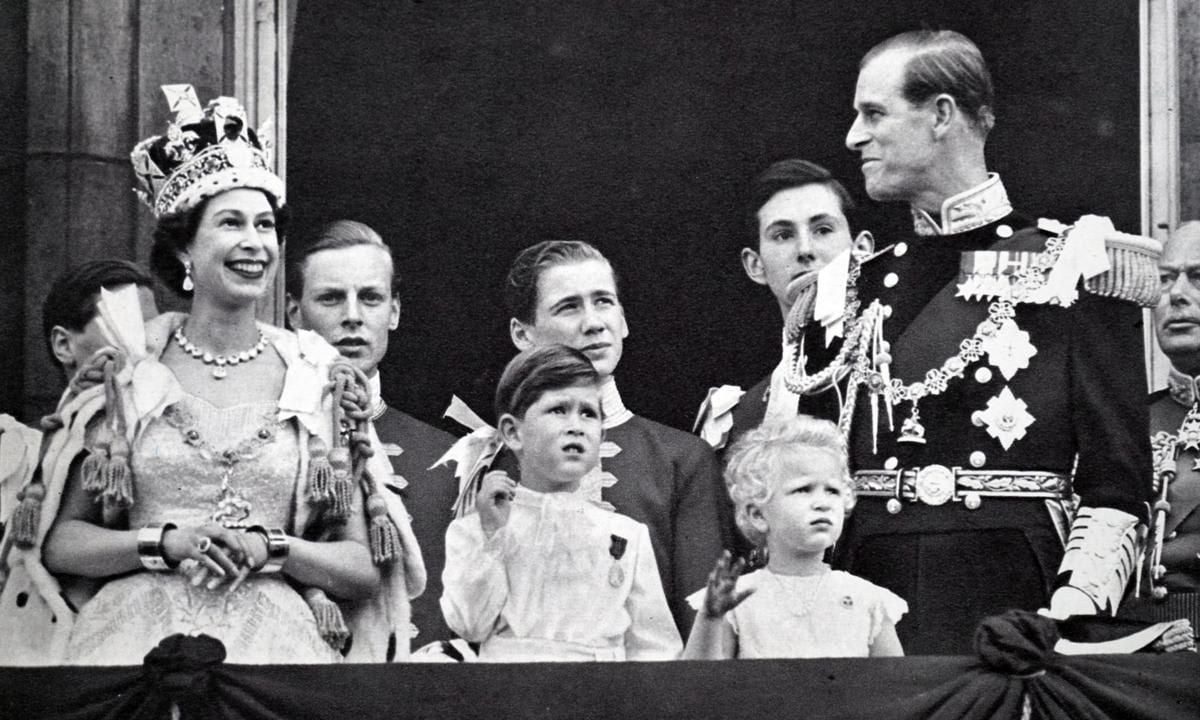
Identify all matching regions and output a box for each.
[1148,381,1200,592]
[836,206,1152,654]
[724,339,847,455]
[374,404,459,646]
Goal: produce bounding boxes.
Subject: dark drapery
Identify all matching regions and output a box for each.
[2,617,1197,720]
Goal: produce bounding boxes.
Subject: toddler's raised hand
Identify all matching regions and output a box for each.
[703,550,754,618]
[477,470,517,537]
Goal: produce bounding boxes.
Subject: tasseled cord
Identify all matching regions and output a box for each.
[300,362,406,651]
[78,353,134,510]
[306,365,363,520]
[304,587,350,651]
[330,361,403,566]
[9,414,66,548]
[10,482,44,549]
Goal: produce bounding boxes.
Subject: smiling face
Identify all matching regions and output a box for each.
[1155,227,1200,375]
[287,244,400,376]
[845,49,939,204]
[500,382,603,492]
[510,259,628,380]
[743,184,858,316]
[750,447,848,560]
[178,188,279,309]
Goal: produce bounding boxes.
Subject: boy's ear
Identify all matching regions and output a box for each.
[851,230,874,260]
[740,247,768,286]
[509,318,536,351]
[284,294,302,330]
[49,325,75,368]
[497,412,522,451]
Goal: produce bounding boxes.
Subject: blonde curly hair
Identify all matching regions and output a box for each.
[724,414,855,548]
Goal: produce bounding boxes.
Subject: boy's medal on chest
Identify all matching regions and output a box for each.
[608,534,628,587]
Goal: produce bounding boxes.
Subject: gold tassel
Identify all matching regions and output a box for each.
[303,587,350,651]
[81,441,110,495]
[306,435,334,507]
[327,447,354,520]
[10,482,45,549]
[102,433,134,508]
[366,492,400,566]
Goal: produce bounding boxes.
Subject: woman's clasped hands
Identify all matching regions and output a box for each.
[160,522,270,592]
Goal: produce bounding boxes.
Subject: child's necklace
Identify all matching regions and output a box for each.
[769,568,829,617]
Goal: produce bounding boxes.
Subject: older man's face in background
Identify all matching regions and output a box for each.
[1155,223,1200,375]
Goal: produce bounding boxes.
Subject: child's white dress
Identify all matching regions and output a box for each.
[688,566,907,658]
[441,486,682,661]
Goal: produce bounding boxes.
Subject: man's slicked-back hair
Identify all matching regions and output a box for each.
[42,259,155,368]
[504,240,618,325]
[495,344,602,422]
[863,29,996,137]
[286,219,399,298]
[747,159,855,245]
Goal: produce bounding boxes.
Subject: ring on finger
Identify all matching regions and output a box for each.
[197,537,212,553]
[178,558,200,574]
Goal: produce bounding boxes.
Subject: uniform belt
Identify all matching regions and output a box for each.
[853,465,1071,510]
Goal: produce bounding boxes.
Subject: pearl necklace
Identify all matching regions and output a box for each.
[173,326,268,379]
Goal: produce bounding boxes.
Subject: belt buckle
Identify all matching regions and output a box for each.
[914,465,954,506]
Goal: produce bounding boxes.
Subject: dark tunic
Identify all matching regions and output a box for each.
[835,211,1153,654]
[1148,388,1200,593]
[495,413,729,637]
[374,405,459,646]
[724,342,848,453]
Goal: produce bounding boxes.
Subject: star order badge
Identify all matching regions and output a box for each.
[981,319,1037,381]
[1178,406,1200,453]
[978,386,1035,450]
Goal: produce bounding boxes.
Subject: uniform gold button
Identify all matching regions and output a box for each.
[964,493,982,510]
[887,498,903,514]
[884,456,899,470]
[882,304,893,319]
[893,242,908,257]
[975,367,993,384]
[996,224,1013,238]
[969,451,986,468]
[884,273,899,288]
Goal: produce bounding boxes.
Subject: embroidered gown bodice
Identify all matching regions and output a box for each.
[64,395,341,665]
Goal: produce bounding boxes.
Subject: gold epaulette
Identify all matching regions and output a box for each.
[1084,231,1162,308]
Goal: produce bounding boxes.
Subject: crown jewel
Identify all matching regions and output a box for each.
[131,85,284,218]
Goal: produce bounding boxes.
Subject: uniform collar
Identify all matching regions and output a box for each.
[368,371,387,421]
[601,377,633,430]
[1168,365,1200,408]
[911,173,1013,236]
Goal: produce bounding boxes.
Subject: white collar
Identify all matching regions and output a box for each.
[601,377,633,429]
[1168,365,1200,408]
[368,371,387,421]
[911,173,1013,236]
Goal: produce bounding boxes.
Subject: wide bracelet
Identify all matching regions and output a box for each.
[136,522,178,571]
[248,526,289,573]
